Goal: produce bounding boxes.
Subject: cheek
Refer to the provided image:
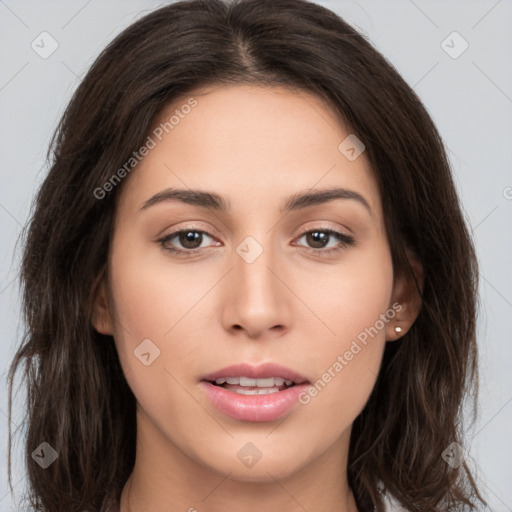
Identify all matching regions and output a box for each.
[108,233,209,347]
[292,244,394,421]
[296,239,394,343]
[106,237,210,406]
[106,242,207,435]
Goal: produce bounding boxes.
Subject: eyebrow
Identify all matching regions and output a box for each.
[140,187,372,215]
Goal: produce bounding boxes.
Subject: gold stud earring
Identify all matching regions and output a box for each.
[395,326,403,334]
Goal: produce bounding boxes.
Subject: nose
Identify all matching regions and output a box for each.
[221,238,293,339]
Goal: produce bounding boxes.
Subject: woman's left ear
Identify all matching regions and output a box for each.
[386,249,423,342]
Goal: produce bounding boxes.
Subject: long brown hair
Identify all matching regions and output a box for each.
[8,0,485,510]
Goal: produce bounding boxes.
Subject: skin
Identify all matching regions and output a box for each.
[93,84,422,512]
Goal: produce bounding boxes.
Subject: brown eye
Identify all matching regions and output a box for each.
[177,231,203,249]
[295,228,355,254]
[305,231,330,249]
[158,229,218,254]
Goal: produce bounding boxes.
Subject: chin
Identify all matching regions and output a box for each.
[195,440,314,482]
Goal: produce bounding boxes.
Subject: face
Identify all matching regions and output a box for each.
[94,84,414,483]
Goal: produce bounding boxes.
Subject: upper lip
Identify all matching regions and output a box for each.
[201,362,309,384]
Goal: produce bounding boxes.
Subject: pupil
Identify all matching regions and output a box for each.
[180,231,202,249]
[307,231,328,248]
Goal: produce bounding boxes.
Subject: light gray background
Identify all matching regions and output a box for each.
[1,0,511,510]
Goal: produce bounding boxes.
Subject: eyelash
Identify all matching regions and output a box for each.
[157,226,355,257]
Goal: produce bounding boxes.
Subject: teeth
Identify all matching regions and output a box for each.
[214,376,294,387]
[239,376,257,386]
[255,377,275,387]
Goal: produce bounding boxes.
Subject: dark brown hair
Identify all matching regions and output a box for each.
[8,0,485,510]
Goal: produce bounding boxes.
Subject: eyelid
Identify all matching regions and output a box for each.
[154,220,220,240]
[294,221,352,238]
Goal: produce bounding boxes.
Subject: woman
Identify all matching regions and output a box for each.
[7,0,485,510]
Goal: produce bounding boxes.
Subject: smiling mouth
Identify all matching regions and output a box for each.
[208,376,297,395]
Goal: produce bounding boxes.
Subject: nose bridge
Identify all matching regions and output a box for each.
[223,232,290,335]
[234,233,279,306]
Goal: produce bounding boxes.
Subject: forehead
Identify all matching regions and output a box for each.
[117,84,382,220]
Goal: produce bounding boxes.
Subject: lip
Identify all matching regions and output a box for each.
[201,362,309,384]
[200,381,310,422]
[200,362,310,422]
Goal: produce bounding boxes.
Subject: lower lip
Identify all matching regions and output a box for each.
[200,381,309,422]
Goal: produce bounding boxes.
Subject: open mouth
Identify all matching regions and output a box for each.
[208,376,297,395]
[201,367,310,421]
